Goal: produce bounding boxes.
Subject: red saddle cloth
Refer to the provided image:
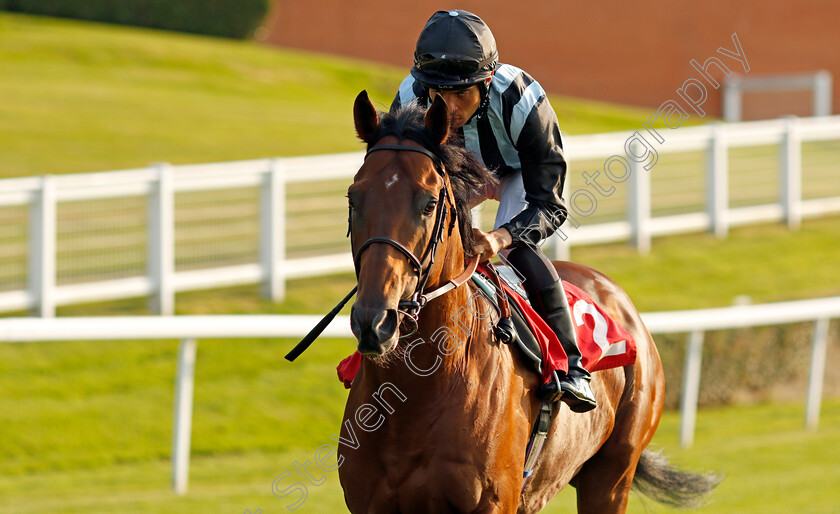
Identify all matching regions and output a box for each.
[336,271,636,388]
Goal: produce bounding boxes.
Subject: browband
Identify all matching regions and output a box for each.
[365,144,444,174]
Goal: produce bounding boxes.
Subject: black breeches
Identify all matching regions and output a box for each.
[503,244,559,301]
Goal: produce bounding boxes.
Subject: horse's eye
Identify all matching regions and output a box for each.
[423,199,437,216]
[347,195,355,210]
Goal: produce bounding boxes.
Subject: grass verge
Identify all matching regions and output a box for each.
[0,400,837,513]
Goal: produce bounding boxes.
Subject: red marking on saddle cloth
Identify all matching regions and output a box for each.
[499,277,637,384]
[336,275,636,389]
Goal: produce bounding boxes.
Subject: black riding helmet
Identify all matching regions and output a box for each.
[411,10,498,91]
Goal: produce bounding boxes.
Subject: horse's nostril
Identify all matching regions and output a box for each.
[350,305,362,339]
[353,305,399,354]
[373,309,398,340]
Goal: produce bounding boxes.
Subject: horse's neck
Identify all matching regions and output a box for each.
[410,239,490,377]
[419,284,487,373]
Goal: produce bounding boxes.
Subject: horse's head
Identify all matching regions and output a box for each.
[347,90,494,356]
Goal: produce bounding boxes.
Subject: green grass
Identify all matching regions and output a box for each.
[0,12,661,179]
[0,400,837,513]
[0,13,399,177]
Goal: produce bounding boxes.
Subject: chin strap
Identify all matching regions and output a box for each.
[474,79,491,120]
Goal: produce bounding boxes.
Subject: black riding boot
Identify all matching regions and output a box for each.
[534,280,597,413]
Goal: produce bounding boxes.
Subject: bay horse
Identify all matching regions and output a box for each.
[339,90,718,513]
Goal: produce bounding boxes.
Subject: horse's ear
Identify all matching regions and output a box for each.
[425,95,450,145]
[353,90,379,144]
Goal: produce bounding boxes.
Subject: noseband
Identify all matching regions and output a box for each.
[350,142,473,325]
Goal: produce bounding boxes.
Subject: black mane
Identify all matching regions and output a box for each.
[368,101,498,257]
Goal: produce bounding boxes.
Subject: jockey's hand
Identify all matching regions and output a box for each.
[471,227,513,262]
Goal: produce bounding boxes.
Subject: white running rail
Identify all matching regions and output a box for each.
[1,295,838,493]
[2,115,840,317]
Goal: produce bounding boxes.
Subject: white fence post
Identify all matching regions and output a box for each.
[172,337,198,495]
[723,80,742,122]
[28,175,56,318]
[470,205,482,229]
[706,123,729,239]
[680,330,704,448]
[628,145,650,254]
[814,70,833,117]
[552,232,571,262]
[725,72,833,120]
[148,164,174,315]
[260,160,286,302]
[780,116,802,230]
[805,318,830,431]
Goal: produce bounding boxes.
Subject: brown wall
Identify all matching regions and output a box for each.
[263,1,838,120]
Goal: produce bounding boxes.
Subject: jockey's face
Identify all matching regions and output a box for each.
[428,82,484,130]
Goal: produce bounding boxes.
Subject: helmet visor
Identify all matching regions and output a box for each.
[414,55,482,76]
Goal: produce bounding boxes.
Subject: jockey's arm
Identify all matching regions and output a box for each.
[471,96,562,261]
[471,226,512,262]
[499,96,568,247]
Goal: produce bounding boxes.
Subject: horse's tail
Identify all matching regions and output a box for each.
[631,449,722,509]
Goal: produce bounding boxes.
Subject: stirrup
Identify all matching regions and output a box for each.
[537,373,563,403]
[539,371,596,413]
[494,316,516,344]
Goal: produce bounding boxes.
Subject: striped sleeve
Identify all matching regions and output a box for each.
[390,74,424,112]
[494,67,568,246]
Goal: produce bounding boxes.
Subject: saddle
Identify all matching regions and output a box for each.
[473,262,637,385]
[471,263,548,377]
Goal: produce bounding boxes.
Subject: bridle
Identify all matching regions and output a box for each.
[284,139,478,362]
[349,142,478,331]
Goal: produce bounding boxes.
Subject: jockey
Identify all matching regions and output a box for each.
[391,9,596,413]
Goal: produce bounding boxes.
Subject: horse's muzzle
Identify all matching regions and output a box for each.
[350,305,399,355]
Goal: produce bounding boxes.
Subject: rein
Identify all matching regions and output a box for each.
[351,142,475,324]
